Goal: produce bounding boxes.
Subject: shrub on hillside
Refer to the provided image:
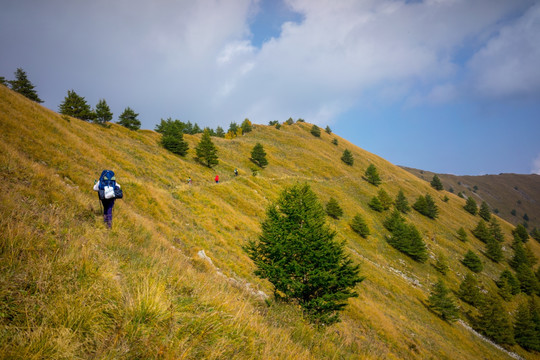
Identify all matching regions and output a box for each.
[341,149,354,166]
[462,250,483,273]
[245,184,364,325]
[284,118,294,125]
[325,126,332,134]
[479,201,491,221]
[385,217,427,263]
[250,143,268,168]
[464,197,477,215]
[456,227,468,242]
[117,107,141,130]
[350,214,370,238]
[326,198,343,219]
[394,190,410,214]
[413,194,438,219]
[364,164,381,186]
[332,138,338,146]
[430,175,443,190]
[311,125,321,137]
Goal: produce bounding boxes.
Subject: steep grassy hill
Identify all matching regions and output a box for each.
[401,167,540,234]
[1,84,539,359]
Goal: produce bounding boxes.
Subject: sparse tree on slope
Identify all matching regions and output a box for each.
[311,124,321,137]
[9,68,43,103]
[456,227,468,242]
[250,142,268,168]
[377,188,393,210]
[427,279,459,322]
[475,293,515,346]
[364,164,381,186]
[395,190,410,214]
[479,201,491,222]
[430,174,443,190]
[472,219,491,243]
[458,273,481,306]
[245,184,364,325]
[464,197,478,215]
[350,214,370,238]
[325,126,332,134]
[462,250,483,273]
[241,118,253,133]
[195,129,219,167]
[341,149,354,166]
[326,197,343,219]
[485,237,503,263]
[496,269,521,296]
[413,194,438,219]
[513,224,529,243]
[514,300,540,351]
[59,90,94,121]
[117,107,141,130]
[215,126,225,138]
[94,99,113,125]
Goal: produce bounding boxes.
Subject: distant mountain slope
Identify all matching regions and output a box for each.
[1,84,539,359]
[401,167,540,233]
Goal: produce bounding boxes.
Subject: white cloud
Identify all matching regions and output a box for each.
[468,2,540,99]
[532,154,540,175]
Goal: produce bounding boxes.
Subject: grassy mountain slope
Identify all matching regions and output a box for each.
[1,84,539,359]
[401,167,540,233]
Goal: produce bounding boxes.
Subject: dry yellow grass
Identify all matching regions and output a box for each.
[1,84,539,359]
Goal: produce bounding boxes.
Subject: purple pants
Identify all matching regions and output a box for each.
[101,199,115,228]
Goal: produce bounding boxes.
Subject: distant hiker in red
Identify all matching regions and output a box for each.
[215,175,219,183]
[93,170,122,228]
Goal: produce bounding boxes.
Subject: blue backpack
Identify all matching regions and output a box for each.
[98,170,117,200]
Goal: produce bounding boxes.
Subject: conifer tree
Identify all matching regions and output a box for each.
[497,269,521,296]
[434,253,449,275]
[531,228,540,242]
[513,224,529,243]
[368,196,383,212]
[413,194,438,219]
[394,189,410,214]
[427,279,459,322]
[479,201,491,222]
[341,149,354,166]
[332,138,338,146]
[458,273,481,306]
[462,250,483,273]
[510,241,530,270]
[285,117,294,125]
[464,197,478,215]
[215,126,225,138]
[430,174,443,190]
[514,301,540,351]
[364,164,381,186]
[59,90,94,121]
[472,219,492,243]
[475,293,515,345]
[160,122,189,156]
[386,221,428,263]
[377,189,393,210]
[326,198,344,219]
[489,218,505,242]
[485,237,503,263]
[195,129,219,168]
[94,99,113,125]
[516,264,539,295]
[310,124,321,137]
[117,107,141,130]
[9,68,43,103]
[245,184,364,325]
[350,214,370,238]
[456,227,468,242]
[325,125,332,134]
[250,143,268,168]
[241,118,253,133]
[0,76,6,86]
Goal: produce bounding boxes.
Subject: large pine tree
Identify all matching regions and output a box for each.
[59,90,94,121]
[94,99,113,124]
[9,68,43,103]
[195,129,219,167]
[245,184,364,325]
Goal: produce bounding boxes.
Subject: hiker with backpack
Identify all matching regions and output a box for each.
[93,170,122,228]
[215,174,219,184]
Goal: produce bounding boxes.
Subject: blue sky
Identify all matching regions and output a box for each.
[1,0,539,175]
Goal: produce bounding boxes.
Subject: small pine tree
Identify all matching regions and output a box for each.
[195,130,219,168]
[94,99,113,125]
[514,301,540,351]
[117,107,141,130]
[464,197,478,215]
[510,241,530,270]
[368,196,384,212]
[497,269,521,296]
[456,227,468,242]
[250,143,268,168]
[516,264,539,295]
[433,253,449,275]
[489,218,505,242]
[485,237,503,263]
[350,214,370,238]
[341,149,354,166]
[394,190,410,214]
[311,125,321,137]
[513,224,529,243]
[462,250,483,273]
[531,228,540,242]
[325,126,332,134]
[472,220,492,243]
[479,201,491,222]
[386,221,428,263]
[475,293,515,345]
[458,273,481,306]
[332,138,338,146]
[413,194,438,219]
[377,189,393,210]
[326,198,343,219]
[59,90,94,121]
[245,184,364,325]
[9,68,43,103]
[428,279,459,322]
[364,164,381,186]
[430,175,443,190]
[241,118,253,133]
[285,118,294,125]
[215,126,225,138]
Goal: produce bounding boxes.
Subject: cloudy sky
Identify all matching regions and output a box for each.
[2,0,540,175]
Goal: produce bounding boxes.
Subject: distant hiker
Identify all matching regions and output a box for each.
[215,174,219,183]
[187,177,192,185]
[93,170,122,228]
[234,168,238,176]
